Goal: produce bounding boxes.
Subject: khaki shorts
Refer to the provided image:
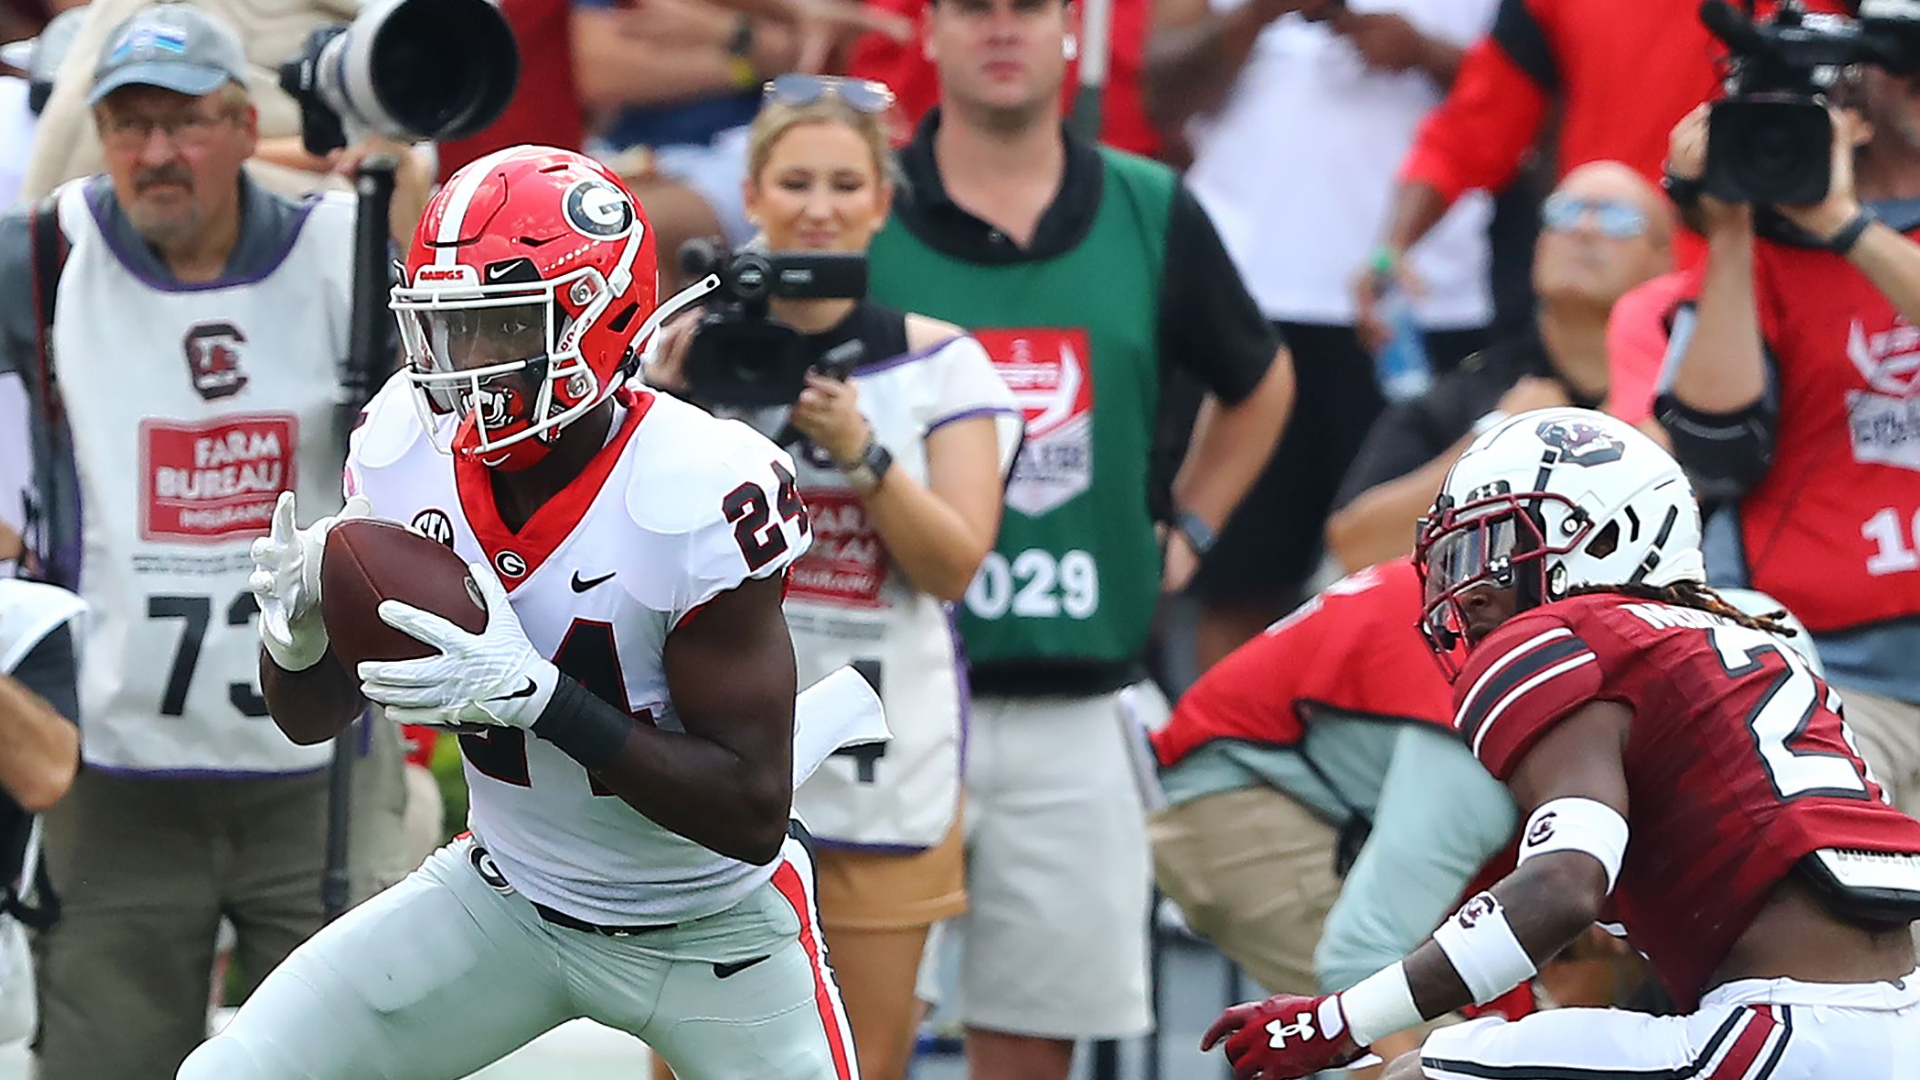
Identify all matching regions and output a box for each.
[815,813,966,932]
[1839,685,1920,820]
[952,684,1161,1040]
[1149,785,1341,994]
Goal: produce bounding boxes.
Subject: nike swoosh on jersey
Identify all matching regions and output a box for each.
[571,570,616,592]
[712,955,772,979]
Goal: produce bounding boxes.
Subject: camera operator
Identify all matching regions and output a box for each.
[648,76,1022,1080]
[1660,54,1920,819]
[0,6,425,1076]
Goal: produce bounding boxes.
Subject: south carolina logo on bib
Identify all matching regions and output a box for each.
[974,327,1093,517]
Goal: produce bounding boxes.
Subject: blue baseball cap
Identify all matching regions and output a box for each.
[88,3,247,106]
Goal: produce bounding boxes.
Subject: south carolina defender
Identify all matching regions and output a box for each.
[1202,408,1920,1080]
[178,147,860,1080]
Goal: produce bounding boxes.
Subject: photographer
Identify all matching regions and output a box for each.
[648,75,1021,1080]
[0,6,419,1076]
[1660,49,1920,818]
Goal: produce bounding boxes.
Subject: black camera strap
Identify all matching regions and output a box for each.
[24,196,74,587]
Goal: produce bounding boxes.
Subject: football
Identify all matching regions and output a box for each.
[320,518,488,670]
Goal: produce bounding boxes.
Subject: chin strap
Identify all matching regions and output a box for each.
[626,273,723,378]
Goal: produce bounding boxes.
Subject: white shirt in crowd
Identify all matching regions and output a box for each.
[1183,0,1499,330]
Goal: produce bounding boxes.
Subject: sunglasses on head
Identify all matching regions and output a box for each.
[763,74,896,114]
[1541,193,1649,240]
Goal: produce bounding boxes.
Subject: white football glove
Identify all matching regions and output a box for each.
[249,491,371,671]
[357,563,560,730]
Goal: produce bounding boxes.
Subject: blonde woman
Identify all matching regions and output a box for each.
[650,75,1022,1080]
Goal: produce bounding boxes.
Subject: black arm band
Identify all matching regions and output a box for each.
[1653,390,1777,502]
[531,676,633,770]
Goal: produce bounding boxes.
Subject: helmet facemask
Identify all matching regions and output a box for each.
[1414,489,1594,678]
[394,267,615,470]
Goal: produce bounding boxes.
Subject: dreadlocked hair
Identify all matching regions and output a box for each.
[1566,581,1798,639]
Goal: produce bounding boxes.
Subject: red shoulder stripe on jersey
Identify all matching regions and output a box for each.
[1458,632,1596,747]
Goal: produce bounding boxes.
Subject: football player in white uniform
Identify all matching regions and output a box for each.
[178,146,861,1080]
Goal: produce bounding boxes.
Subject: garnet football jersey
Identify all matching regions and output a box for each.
[1455,592,1920,1008]
[346,373,811,924]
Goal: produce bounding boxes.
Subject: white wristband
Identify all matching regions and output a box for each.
[1518,796,1630,892]
[1338,961,1422,1047]
[1432,892,1537,1005]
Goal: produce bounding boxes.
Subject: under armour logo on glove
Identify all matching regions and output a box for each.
[1265,1014,1317,1048]
[1203,992,1363,1080]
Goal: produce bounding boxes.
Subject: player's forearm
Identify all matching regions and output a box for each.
[1172,351,1294,531]
[0,675,77,813]
[1400,852,1605,1019]
[1670,223,1765,413]
[261,648,366,745]
[534,677,792,864]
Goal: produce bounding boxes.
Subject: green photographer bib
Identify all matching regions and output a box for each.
[868,148,1174,671]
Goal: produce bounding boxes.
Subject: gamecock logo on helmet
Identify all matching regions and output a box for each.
[562,178,638,240]
[182,322,249,401]
[1536,418,1626,467]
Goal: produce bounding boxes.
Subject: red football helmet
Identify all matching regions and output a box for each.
[391,145,662,470]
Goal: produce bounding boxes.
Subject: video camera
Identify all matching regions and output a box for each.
[1702,0,1920,205]
[676,239,870,408]
[279,0,520,157]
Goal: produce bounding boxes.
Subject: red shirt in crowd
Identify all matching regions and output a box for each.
[1152,558,1450,767]
[845,0,1162,157]
[1400,0,1846,265]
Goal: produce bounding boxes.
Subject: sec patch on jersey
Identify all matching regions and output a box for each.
[321,518,487,669]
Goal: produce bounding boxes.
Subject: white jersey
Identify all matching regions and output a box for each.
[346,374,811,924]
[787,335,1022,848]
[52,181,352,774]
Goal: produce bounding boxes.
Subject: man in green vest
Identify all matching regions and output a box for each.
[867,1,1294,1073]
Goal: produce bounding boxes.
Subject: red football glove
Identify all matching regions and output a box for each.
[1200,992,1364,1080]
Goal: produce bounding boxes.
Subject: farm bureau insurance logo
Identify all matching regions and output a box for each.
[974,327,1094,517]
[788,489,885,608]
[140,414,297,541]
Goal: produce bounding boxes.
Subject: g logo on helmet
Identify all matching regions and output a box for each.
[562,178,637,240]
[1536,418,1626,468]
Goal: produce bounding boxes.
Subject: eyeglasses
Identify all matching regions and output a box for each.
[763,74,896,114]
[97,110,234,150]
[1541,193,1649,240]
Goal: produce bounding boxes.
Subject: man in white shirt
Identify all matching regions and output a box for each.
[1144,0,1497,663]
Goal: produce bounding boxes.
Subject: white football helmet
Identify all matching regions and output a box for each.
[1414,407,1705,666]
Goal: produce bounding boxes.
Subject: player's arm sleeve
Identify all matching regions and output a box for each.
[1156,184,1281,405]
[1316,723,1518,992]
[927,334,1026,475]
[8,623,78,727]
[672,440,813,627]
[1398,0,1555,204]
[1454,614,1603,778]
